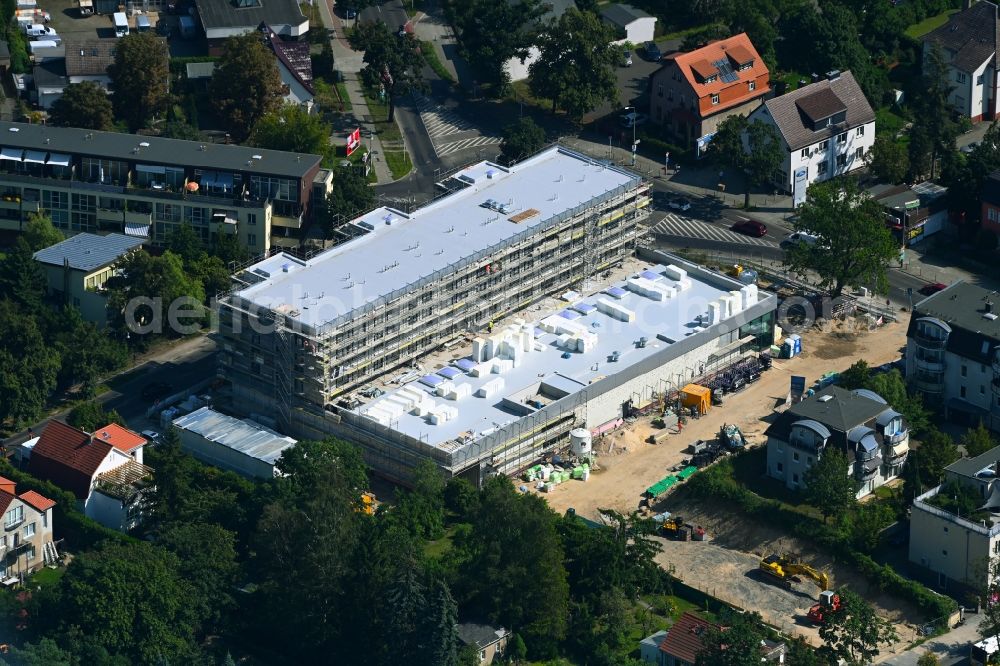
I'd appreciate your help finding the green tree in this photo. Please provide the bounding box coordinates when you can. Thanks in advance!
[455,476,569,656]
[0,639,73,666]
[838,359,871,391]
[22,212,63,252]
[48,81,114,131]
[48,305,126,394]
[0,239,46,310]
[166,223,205,264]
[162,120,202,141]
[916,652,940,666]
[803,447,858,521]
[319,169,376,237]
[783,178,897,298]
[349,21,426,122]
[499,117,546,164]
[785,636,825,666]
[507,633,528,664]
[944,121,1000,224]
[51,540,198,663]
[158,522,239,631]
[846,499,894,551]
[528,8,619,120]
[393,459,447,539]
[107,32,169,130]
[962,422,996,458]
[741,119,784,208]
[67,401,124,432]
[211,33,284,141]
[819,588,898,665]
[251,104,332,156]
[444,477,479,521]
[448,0,543,96]
[908,42,961,181]
[696,610,767,666]
[865,135,909,185]
[908,428,959,494]
[0,300,60,427]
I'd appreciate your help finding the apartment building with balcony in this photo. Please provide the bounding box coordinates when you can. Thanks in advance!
[909,444,1000,590]
[0,122,328,253]
[745,70,874,204]
[765,385,909,498]
[0,477,57,582]
[906,281,1000,431]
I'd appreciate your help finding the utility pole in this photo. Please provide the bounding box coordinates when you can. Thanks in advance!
[624,106,639,166]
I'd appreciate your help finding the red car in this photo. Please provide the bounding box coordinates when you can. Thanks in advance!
[918,282,948,296]
[731,220,767,237]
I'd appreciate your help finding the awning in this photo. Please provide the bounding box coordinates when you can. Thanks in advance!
[0,147,23,161]
[891,442,909,458]
[22,150,46,164]
[136,163,166,174]
[46,153,70,166]
[124,222,150,238]
[708,335,757,359]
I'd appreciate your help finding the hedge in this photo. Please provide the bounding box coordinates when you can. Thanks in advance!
[685,457,956,625]
[0,460,132,551]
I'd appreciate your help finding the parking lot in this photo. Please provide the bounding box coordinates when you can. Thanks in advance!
[38,0,198,56]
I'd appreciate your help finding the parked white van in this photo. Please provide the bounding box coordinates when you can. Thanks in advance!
[113,11,128,37]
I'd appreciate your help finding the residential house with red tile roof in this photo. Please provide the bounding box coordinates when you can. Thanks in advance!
[0,476,58,583]
[639,612,786,665]
[28,420,153,532]
[649,33,771,156]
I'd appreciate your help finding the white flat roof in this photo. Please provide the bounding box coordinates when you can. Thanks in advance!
[233,146,640,330]
[172,406,297,465]
[353,260,767,451]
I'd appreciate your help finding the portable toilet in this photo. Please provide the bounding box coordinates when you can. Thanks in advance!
[679,384,711,417]
[789,334,802,356]
[136,14,150,32]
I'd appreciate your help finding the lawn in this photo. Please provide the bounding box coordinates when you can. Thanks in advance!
[424,526,457,559]
[904,9,959,40]
[876,106,907,137]
[30,567,64,588]
[726,446,824,520]
[384,150,412,180]
[777,71,810,92]
[507,79,553,115]
[419,41,455,84]
[335,81,353,113]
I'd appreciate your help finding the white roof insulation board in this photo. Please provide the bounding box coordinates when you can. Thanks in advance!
[232,146,639,331]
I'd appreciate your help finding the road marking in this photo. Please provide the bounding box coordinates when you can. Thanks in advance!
[413,92,500,158]
[651,213,777,247]
[436,135,501,157]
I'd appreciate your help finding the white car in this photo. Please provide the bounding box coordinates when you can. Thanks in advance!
[140,429,161,444]
[622,50,632,67]
[780,231,819,248]
[668,197,692,211]
[620,111,648,128]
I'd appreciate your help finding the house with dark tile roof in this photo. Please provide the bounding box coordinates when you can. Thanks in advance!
[600,4,656,45]
[745,70,874,200]
[922,0,1000,122]
[765,385,909,498]
[63,38,116,88]
[260,23,314,109]
[639,612,786,665]
[28,420,153,532]
[456,622,510,665]
[0,476,58,582]
[649,33,771,156]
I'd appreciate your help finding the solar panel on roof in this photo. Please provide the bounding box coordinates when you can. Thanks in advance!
[713,59,738,83]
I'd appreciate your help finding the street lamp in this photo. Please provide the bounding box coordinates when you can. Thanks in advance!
[624,106,639,166]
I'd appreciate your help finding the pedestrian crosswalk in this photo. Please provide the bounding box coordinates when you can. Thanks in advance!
[413,93,501,158]
[651,213,777,247]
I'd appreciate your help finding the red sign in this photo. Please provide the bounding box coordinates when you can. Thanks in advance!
[346,128,361,156]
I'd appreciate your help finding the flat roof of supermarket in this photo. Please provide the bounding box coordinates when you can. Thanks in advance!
[353,260,769,450]
[232,146,640,330]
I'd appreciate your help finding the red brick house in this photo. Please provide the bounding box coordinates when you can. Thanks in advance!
[648,33,771,156]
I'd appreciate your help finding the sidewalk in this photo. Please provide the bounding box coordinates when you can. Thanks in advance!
[315,0,395,185]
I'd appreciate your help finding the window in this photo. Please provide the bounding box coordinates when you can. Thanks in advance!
[749,80,756,91]
[991,208,1000,222]
[23,523,34,539]
[4,506,22,528]
[247,213,257,226]
[711,94,720,105]
[776,462,783,472]
[818,161,829,175]
[818,140,828,151]
[961,386,967,398]
[856,126,865,136]
[25,546,35,562]
[792,473,799,483]
[942,549,948,556]
[247,233,257,246]
[801,148,809,158]
[982,385,987,395]
[657,84,663,98]
[41,512,46,529]
[944,526,949,532]
[957,72,967,83]
[837,132,847,144]
[855,147,864,160]
[962,365,967,377]
[793,451,800,462]
[837,153,847,167]
[807,456,813,465]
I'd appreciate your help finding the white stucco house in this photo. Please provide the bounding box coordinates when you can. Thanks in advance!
[600,4,656,46]
[503,0,575,82]
[745,70,875,204]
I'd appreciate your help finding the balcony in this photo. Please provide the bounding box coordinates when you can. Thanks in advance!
[913,356,945,372]
[911,377,944,394]
[3,517,23,531]
[855,456,882,480]
[886,441,909,462]
[272,213,303,229]
[123,210,152,225]
[912,330,947,349]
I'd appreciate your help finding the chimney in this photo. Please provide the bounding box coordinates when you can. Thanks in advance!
[826,70,841,81]
[987,299,994,314]
[811,72,820,83]
[0,477,16,496]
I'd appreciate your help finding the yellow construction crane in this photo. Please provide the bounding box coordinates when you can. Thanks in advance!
[758,554,829,591]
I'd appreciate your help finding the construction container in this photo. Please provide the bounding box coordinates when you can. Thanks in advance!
[677,466,697,481]
[680,384,711,416]
[569,428,593,457]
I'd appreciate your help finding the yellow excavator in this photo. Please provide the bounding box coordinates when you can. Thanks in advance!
[758,554,830,591]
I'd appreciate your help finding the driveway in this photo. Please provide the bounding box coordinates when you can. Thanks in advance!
[881,614,982,664]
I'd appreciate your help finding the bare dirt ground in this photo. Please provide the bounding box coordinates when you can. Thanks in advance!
[538,317,916,658]
[543,318,907,518]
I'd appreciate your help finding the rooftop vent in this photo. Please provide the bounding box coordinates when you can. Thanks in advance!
[252,154,262,160]
[826,69,841,81]
[986,313,998,321]
[7,128,18,133]
[818,394,834,402]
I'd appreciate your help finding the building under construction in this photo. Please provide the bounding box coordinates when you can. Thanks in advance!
[218,146,775,483]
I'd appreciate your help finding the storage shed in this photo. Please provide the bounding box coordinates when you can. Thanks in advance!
[679,384,711,416]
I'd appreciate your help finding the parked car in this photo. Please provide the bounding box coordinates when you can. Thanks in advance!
[779,231,819,248]
[622,49,632,67]
[619,111,648,128]
[141,382,173,402]
[140,429,161,444]
[961,141,980,154]
[644,41,662,61]
[667,197,692,211]
[731,220,768,237]
[918,282,948,296]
